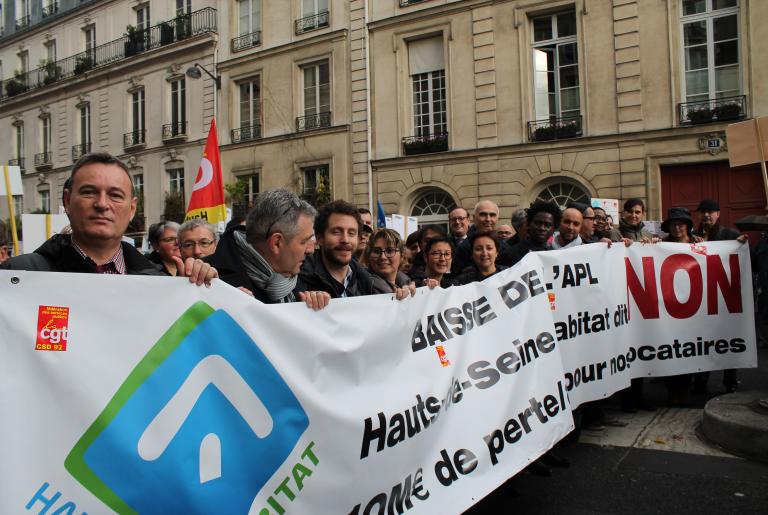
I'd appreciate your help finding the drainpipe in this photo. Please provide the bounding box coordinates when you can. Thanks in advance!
[364,0,374,215]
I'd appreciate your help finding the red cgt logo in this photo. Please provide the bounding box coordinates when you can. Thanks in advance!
[35,305,70,351]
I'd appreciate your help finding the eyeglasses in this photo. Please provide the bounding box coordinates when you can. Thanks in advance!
[583,216,595,220]
[593,216,607,222]
[181,239,215,250]
[449,216,468,223]
[264,204,295,237]
[370,247,400,258]
[429,251,452,259]
[159,237,178,244]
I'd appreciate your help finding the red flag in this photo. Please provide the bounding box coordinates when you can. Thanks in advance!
[186,119,226,224]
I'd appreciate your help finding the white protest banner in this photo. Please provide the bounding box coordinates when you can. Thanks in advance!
[0,242,755,515]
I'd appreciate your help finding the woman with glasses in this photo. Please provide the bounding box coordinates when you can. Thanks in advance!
[411,236,456,288]
[456,232,507,285]
[147,221,181,276]
[365,228,412,293]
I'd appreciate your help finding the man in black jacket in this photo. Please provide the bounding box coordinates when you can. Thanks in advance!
[205,188,328,308]
[296,200,380,298]
[2,152,215,284]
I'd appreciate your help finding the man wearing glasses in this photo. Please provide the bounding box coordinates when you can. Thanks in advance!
[448,207,470,248]
[178,219,218,260]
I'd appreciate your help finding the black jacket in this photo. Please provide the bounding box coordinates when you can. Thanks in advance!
[295,250,380,298]
[204,225,275,304]
[693,223,740,242]
[455,264,508,285]
[505,239,552,268]
[0,234,162,275]
[369,270,412,294]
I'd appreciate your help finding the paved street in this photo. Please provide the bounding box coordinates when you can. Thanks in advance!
[466,346,768,514]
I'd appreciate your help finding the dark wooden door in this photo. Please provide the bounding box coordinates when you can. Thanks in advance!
[661,161,765,235]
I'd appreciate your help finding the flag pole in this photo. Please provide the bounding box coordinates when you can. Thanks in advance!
[2,165,20,256]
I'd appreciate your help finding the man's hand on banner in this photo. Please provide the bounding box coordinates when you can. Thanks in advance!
[298,290,331,310]
[172,256,219,287]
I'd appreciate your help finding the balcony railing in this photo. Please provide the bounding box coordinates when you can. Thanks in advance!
[15,15,31,30]
[295,11,329,34]
[123,130,146,149]
[0,8,217,102]
[678,95,746,125]
[8,158,25,170]
[296,112,332,132]
[42,2,59,18]
[232,31,261,52]
[527,115,583,142]
[402,132,449,155]
[162,122,188,141]
[232,124,262,143]
[34,152,53,169]
[72,143,92,162]
[400,0,428,6]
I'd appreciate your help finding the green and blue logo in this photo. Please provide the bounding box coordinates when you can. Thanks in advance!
[64,302,309,514]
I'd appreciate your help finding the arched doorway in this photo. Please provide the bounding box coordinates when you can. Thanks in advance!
[410,188,457,231]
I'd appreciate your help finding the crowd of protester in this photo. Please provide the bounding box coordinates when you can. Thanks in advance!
[0,152,764,478]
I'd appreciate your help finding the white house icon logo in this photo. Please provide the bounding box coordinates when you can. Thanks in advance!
[65,304,310,515]
[137,355,274,484]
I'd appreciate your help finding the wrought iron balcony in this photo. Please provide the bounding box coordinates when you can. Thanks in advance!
[34,152,53,169]
[71,143,92,162]
[231,31,261,52]
[402,132,449,155]
[400,0,428,6]
[231,124,262,143]
[295,11,329,34]
[123,130,146,149]
[678,95,746,126]
[15,15,31,30]
[296,112,332,132]
[527,115,582,142]
[8,158,25,170]
[162,122,188,142]
[0,8,217,102]
[42,2,59,18]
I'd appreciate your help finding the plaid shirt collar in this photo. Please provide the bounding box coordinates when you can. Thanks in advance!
[71,238,127,275]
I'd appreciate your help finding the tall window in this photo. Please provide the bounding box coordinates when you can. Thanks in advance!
[18,50,28,76]
[15,124,24,159]
[133,173,144,214]
[80,104,91,145]
[132,89,145,136]
[237,173,260,209]
[171,78,186,132]
[168,168,185,197]
[302,165,330,204]
[175,0,191,16]
[84,25,96,52]
[45,40,56,62]
[239,0,261,36]
[41,117,51,154]
[302,61,330,117]
[239,78,261,128]
[136,4,151,31]
[302,0,328,16]
[40,190,50,213]
[532,11,579,121]
[408,37,447,137]
[681,0,740,102]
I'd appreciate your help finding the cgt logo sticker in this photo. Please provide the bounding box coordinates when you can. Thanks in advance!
[64,302,309,514]
[35,305,69,351]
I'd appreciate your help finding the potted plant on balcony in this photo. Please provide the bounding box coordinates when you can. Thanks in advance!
[714,102,742,121]
[40,58,61,85]
[160,21,175,45]
[174,13,192,40]
[533,125,556,141]
[124,25,144,57]
[687,106,714,124]
[555,120,580,139]
[5,70,28,97]
[74,54,93,75]
[403,137,427,155]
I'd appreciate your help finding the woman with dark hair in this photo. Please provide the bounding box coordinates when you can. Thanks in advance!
[661,207,696,406]
[617,198,658,243]
[366,228,412,293]
[147,221,181,276]
[410,236,456,288]
[456,232,507,284]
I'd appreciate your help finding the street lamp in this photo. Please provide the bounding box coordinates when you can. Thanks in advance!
[185,63,220,89]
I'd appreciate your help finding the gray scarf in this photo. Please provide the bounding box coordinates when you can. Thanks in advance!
[233,230,297,303]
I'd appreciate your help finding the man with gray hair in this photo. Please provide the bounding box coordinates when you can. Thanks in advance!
[205,188,329,309]
[178,219,219,260]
